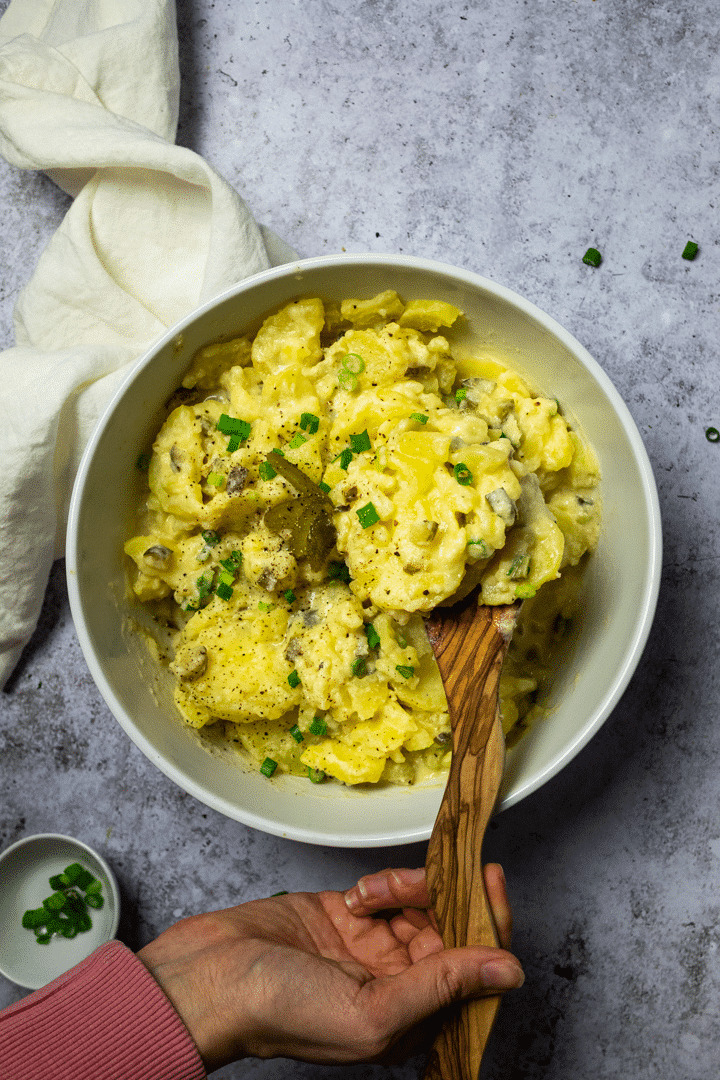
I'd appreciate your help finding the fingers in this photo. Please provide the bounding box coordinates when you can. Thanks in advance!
[362,943,524,1050]
[483,863,513,950]
[344,867,429,915]
[344,864,513,954]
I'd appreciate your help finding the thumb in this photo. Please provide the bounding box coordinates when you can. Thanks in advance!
[364,946,524,1035]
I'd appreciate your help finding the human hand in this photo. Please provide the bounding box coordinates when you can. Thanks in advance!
[137,864,523,1072]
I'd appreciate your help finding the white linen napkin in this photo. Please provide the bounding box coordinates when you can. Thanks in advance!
[0,0,297,687]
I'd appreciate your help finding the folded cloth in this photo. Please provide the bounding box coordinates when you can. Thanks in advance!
[0,0,297,688]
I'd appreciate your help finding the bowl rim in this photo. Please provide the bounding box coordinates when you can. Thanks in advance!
[66,252,662,844]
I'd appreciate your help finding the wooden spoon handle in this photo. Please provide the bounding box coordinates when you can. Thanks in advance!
[423,713,504,1080]
[423,601,515,1080]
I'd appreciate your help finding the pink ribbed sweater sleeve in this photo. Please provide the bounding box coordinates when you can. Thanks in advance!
[0,940,206,1080]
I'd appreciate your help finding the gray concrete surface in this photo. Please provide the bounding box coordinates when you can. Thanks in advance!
[1,1,719,1077]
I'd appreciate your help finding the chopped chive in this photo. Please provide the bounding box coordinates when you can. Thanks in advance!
[308,767,326,784]
[63,863,86,886]
[60,922,78,938]
[582,247,602,267]
[218,570,235,588]
[288,432,307,449]
[453,462,473,486]
[705,426,719,442]
[259,461,277,480]
[48,874,68,891]
[77,913,92,933]
[350,430,371,453]
[289,724,304,743]
[217,415,251,439]
[43,892,66,912]
[216,581,233,600]
[227,435,241,452]
[339,448,353,470]
[468,538,489,557]
[207,472,225,487]
[258,601,274,612]
[327,561,351,582]
[283,589,296,604]
[342,353,365,374]
[356,502,380,529]
[197,572,214,599]
[201,530,221,546]
[455,388,467,403]
[309,716,327,736]
[22,908,47,930]
[85,879,102,896]
[318,480,331,493]
[365,623,381,649]
[288,669,301,688]
[395,664,415,679]
[300,412,320,433]
[507,554,530,579]
[220,551,242,573]
[410,412,429,424]
[351,657,368,677]
[260,757,278,777]
[682,240,699,260]
[271,448,285,457]
[85,893,104,910]
[35,931,52,944]
[338,369,359,391]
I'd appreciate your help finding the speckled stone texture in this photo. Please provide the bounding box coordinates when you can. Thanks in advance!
[1,1,719,1077]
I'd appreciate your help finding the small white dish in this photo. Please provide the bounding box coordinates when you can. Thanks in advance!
[0,834,120,990]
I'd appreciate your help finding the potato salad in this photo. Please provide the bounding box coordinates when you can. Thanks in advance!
[124,291,601,786]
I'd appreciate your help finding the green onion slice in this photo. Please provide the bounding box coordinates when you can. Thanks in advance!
[706,426,719,442]
[455,388,467,403]
[283,589,296,604]
[201,530,221,546]
[217,415,251,439]
[309,716,327,736]
[207,472,225,487]
[365,623,381,649]
[349,430,371,453]
[356,502,380,529]
[338,369,359,391]
[351,657,367,677]
[342,352,365,374]
[410,412,429,424]
[289,724,304,743]
[453,462,473,485]
[259,461,277,480]
[216,582,233,600]
[682,240,699,260]
[300,412,320,433]
[308,767,326,784]
[260,757,278,777]
[339,448,353,470]
[582,247,602,267]
[288,669,301,688]
[288,432,307,449]
[395,664,415,679]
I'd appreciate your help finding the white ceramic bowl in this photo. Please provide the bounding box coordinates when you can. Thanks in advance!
[66,254,661,847]
[0,834,120,989]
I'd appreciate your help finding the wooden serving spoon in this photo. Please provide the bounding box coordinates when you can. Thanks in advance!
[422,593,520,1080]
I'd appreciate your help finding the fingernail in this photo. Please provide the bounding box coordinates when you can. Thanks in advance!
[480,959,525,990]
[391,868,426,887]
[344,885,363,912]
